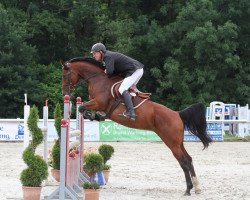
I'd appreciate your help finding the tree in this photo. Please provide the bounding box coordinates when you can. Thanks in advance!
[0,0,249,118]
[28,10,70,64]
[0,5,43,118]
[150,0,247,109]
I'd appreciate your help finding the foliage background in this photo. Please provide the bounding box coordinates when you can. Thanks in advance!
[0,0,249,118]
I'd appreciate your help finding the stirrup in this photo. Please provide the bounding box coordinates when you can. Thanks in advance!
[121,111,136,121]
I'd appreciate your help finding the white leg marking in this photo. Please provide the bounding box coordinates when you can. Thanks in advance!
[192,176,201,194]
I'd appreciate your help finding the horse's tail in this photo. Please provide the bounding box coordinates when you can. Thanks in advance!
[179,103,212,149]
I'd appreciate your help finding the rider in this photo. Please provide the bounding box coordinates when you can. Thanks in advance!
[90,42,144,120]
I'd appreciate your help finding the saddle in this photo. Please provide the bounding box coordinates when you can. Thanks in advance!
[111,81,151,105]
[104,81,150,119]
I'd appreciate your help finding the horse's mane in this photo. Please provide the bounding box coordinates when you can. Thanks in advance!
[69,57,105,70]
[68,57,124,80]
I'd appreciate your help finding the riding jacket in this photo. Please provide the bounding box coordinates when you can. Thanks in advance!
[103,50,144,77]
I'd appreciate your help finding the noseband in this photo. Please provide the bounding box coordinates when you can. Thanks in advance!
[62,69,78,94]
[62,67,99,94]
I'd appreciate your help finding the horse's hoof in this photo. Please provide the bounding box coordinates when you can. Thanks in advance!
[95,111,106,121]
[195,188,201,194]
[78,106,85,113]
[184,191,191,196]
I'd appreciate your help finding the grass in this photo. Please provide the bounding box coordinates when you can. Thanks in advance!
[223,131,250,142]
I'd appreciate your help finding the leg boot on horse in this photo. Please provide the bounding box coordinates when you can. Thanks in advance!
[122,90,136,120]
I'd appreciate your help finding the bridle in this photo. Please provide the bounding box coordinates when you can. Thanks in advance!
[62,64,100,94]
[62,69,79,94]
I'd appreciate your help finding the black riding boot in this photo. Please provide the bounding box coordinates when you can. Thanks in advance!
[122,90,136,120]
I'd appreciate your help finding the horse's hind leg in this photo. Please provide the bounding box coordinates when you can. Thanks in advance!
[181,144,201,194]
[171,146,193,196]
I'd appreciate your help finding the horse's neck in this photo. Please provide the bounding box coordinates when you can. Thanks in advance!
[88,76,111,94]
[74,61,101,78]
[78,68,102,79]
[87,75,122,111]
[88,74,122,89]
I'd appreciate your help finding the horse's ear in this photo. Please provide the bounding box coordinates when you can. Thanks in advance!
[60,60,69,70]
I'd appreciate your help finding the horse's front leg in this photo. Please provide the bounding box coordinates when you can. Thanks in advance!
[78,99,106,121]
[78,99,99,113]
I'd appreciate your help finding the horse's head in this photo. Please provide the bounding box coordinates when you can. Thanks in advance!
[61,57,106,96]
[61,60,81,96]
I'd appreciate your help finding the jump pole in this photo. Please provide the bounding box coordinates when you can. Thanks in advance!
[76,97,89,183]
[42,99,49,164]
[23,93,30,149]
[45,95,89,200]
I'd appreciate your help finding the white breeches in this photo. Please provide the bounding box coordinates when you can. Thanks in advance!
[118,68,144,95]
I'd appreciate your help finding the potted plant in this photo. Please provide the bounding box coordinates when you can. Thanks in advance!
[98,144,114,183]
[83,153,104,200]
[50,103,62,182]
[83,182,100,200]
[20,105,48,200]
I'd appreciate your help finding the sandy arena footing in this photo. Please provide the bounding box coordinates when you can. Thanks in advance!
[0,141,250,200]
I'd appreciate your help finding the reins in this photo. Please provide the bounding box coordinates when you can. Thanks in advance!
[62,66,103,94]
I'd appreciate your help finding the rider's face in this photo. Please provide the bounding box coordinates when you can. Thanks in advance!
[92,51,102,61]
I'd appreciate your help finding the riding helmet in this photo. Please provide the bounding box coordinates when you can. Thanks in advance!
[91,43,106,53]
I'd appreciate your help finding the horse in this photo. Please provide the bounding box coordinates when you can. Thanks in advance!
[61,57,212,196]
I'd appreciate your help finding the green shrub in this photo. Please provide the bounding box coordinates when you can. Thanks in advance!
[50,103,62,169]
[84,153,104,175]
[54,103,62,139]
[51,139,60,169]
[20,106,48,186]
[103,164,111,170]
[83,182,100,189]
[98,144,114,164]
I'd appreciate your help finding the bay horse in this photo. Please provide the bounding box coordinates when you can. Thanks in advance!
[61,57,212,196]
